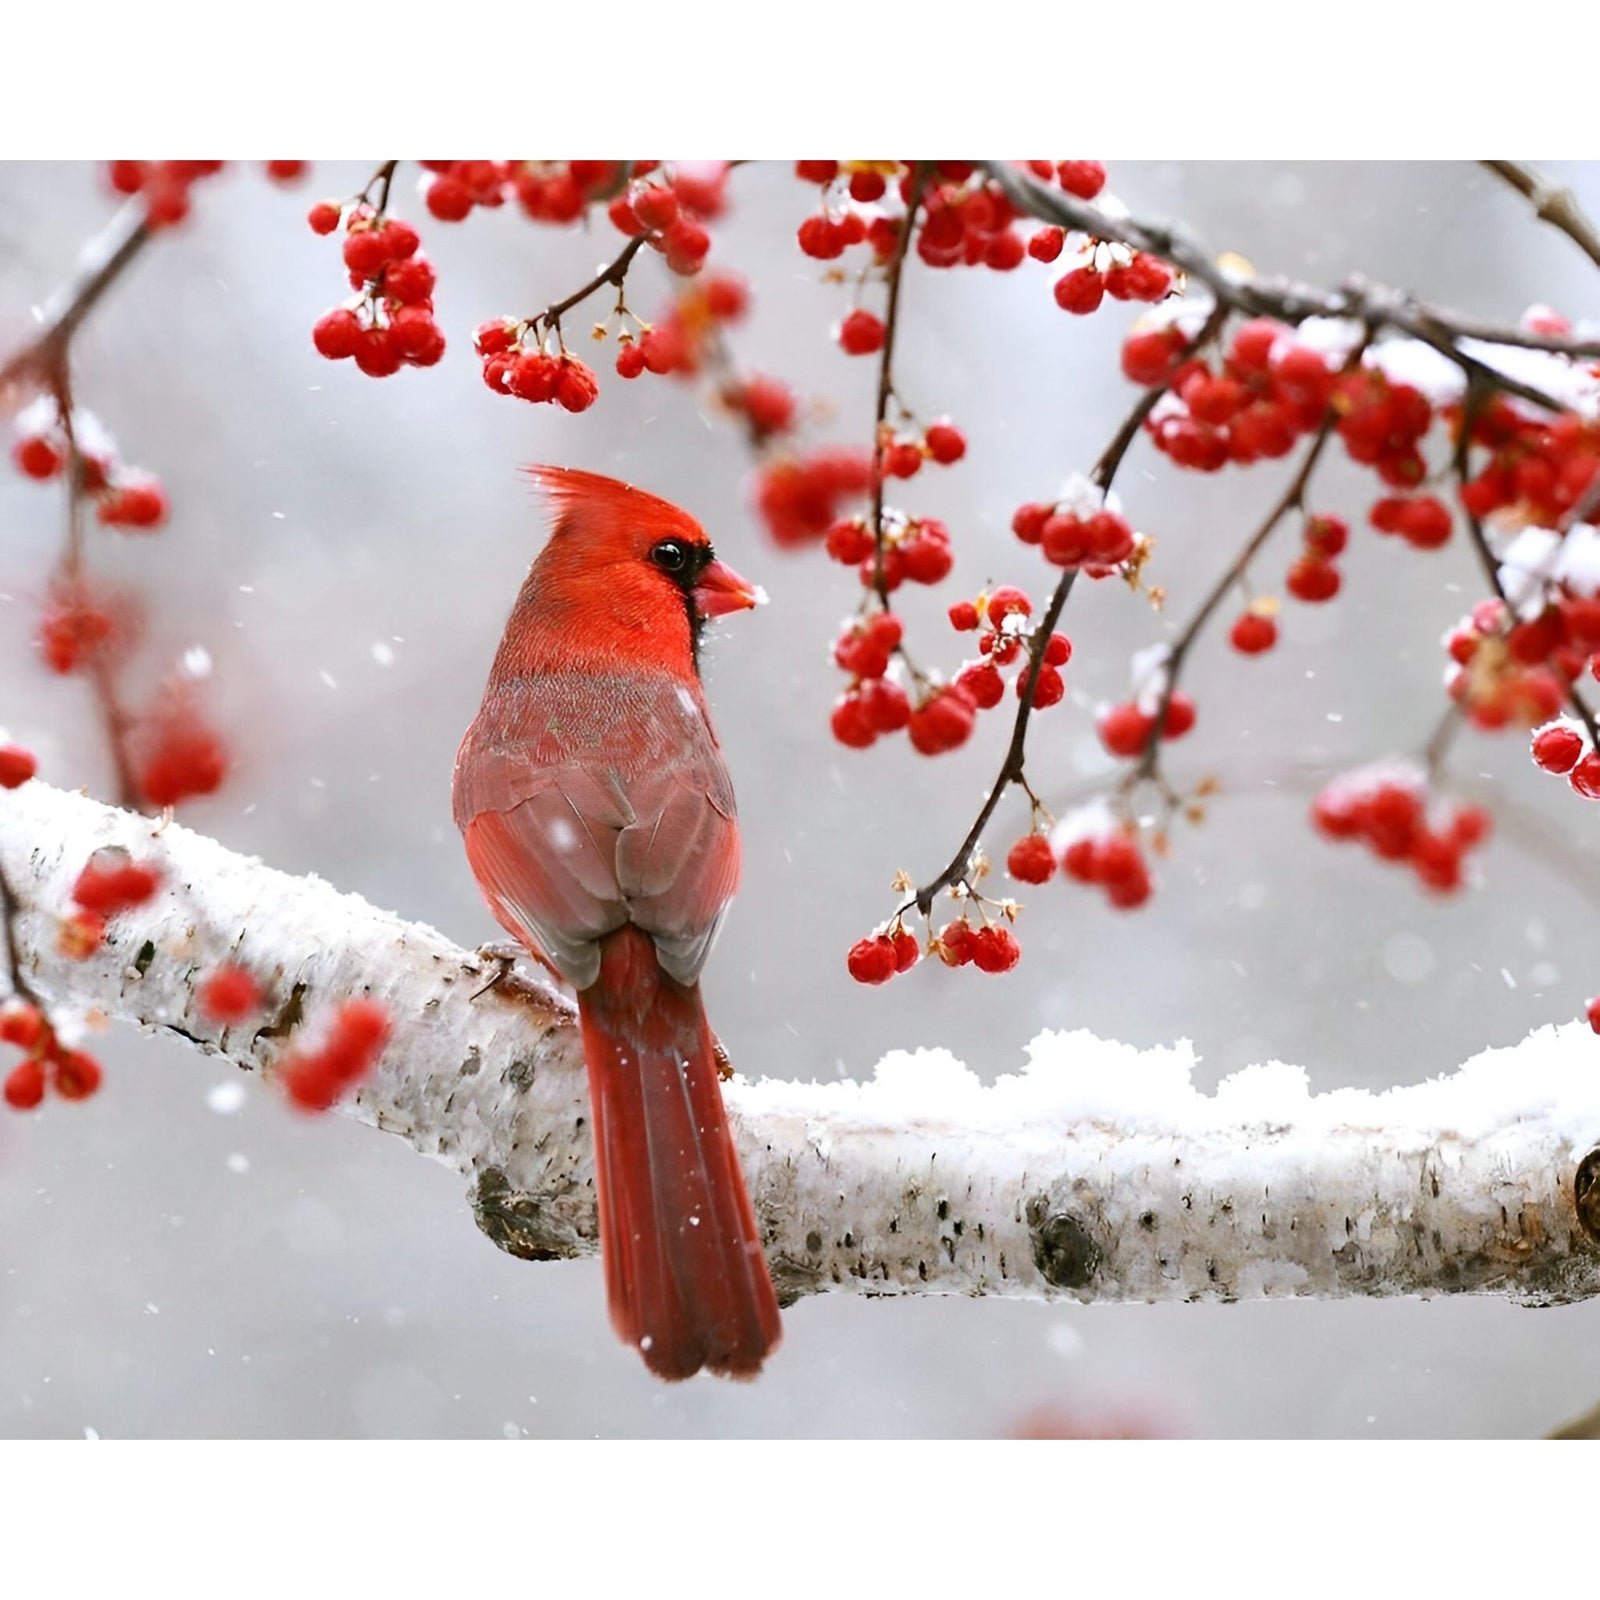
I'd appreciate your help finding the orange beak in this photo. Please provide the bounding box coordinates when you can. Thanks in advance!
[693,558,762,618]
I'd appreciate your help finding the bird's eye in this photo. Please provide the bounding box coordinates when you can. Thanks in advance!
[651,539,690,573]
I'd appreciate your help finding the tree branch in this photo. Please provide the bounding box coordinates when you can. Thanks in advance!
[4,779,1600,1308]
[1483,159,1600,275]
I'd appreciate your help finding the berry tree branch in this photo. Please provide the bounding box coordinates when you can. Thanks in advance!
[0,198,151,396]
[869,162,929,604]
[1127,401,1344,792]
[4,778,1600,1307]
[1483,159,1600,275]
[984,163,1600,416]
[537,232,649,338]
[903,302,1228,919]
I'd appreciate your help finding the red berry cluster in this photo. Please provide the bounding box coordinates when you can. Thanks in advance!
[845,923,921,984]
[1285,513,1347,604]
[1059,828,1155,910]
[931,918,1022,972]
[1051,247,1174,318]
[12,399,168,531]
[1460,372,1600,525]
[1370,492,1453,549]
[475,322,599,413]
[1011,478,1138,576]
[606,164,727,277]
[417,161,632,227]
[2,999,102,1110]
[948,586,1072,710]
[1530,719,1600,800]
[1097,692,1196,760]
[1143,315,1341,468]
[106,160,224,229]
[755,447,874,549]
[1444,599,1568,732]
[795,161,1106,279]
[829,512,953,592]
[311,206,444,378]
[1311,766,1491,893]
[830,614,911,748]
[197,964,264,1027]
[279,998,392,1112]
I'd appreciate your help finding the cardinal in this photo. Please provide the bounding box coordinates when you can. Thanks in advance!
[453,466,782,1380]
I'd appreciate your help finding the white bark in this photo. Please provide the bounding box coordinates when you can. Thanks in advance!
[5,780,1600,1307]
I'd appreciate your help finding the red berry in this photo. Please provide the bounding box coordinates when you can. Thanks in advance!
[1304,514,1348,557]
[615,343,647,380]
[1027,664,1065,708]
[71,855,161,916]
[1054,267,1104,316]
[908,686,977,755]
[13,436,63,479]
[1098,701,1154,759]
[948,599,980,631]
[1011,502,1051,545]
[1230,611,1278,655]
[860,678,911,734]
[266,161,308,184]
[1044,633,1072,666]
[382,256,435,306]
[891,927,920,972]
[1570,754,1600,801]
[4,1058,46,1111]
[426,176,473,222]
[57,910,105,961]
[1121,327,1185,386]
[838,308,886,356]
[1395,496,1453,550]
[312,307,361,360]
[341,227,388,280]
[353,326,402,378]
[0,999,44,1050]
[796,161,839,185]
[0,744,37,788]
[632,184,680,232]
[662,217,711,276]
[1532,722,1585,775]
[847,935,898,985]
[197,964,262,1026]
[554,358,600,413]
[1286,556,1341,603]
[1056,161,1107,200]
[925,423,966,464]
[1007,835,1056,884]
[1588,996,1600,1035]
[955,661,1005,710]
[935,921,975,966]
[52,1047,103,1101]
[971,925,1021,974]
[1162,692,1197,739]
[830,692,877,749]
[1028,227,1065,263]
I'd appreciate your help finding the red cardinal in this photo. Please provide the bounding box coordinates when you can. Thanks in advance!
[453,466,782,1380]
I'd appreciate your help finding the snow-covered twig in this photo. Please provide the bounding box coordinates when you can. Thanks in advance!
[4,780,1600,1307]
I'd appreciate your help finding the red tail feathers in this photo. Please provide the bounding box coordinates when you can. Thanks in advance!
[576,927,782,1381]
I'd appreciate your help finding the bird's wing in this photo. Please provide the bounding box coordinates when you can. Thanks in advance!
[455,673,739,990]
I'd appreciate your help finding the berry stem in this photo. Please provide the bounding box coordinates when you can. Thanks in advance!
[536,232,650,337]
[869,162,930,607]
[359,160,400,217]
[50,367,141,810]
[1482,159,1600,275]
[1423,703,1464,780]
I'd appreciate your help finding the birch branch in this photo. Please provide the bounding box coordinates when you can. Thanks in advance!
[4,780,1600,1309]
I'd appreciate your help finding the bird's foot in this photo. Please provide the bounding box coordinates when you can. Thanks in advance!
[712,1035,734,1082]
[468,941,567,1004]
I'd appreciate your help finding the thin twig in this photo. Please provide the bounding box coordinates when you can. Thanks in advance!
[0,859,44,1011]
[0,200,151,396]
[1483,160,1600,274]
[902,306,1227,920]
[536,233,649,334]
[869,162,930,605]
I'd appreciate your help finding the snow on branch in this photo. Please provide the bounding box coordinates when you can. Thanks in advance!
[5,779,1600,1308]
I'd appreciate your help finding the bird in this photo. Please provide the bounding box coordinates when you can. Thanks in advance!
[452,466,782,1380]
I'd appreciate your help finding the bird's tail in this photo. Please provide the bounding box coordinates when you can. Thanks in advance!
[576,926,782,1381]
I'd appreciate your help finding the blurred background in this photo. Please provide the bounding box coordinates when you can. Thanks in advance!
[1,160,1598,1438]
